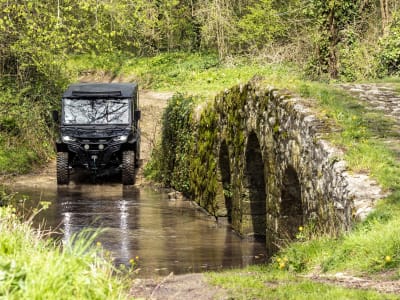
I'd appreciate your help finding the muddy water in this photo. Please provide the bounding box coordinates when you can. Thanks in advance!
[10,183,267,277]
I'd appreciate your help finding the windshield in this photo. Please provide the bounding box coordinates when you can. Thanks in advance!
[63,98,130,125]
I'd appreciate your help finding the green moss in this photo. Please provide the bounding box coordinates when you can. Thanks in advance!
[144,93,196,194]
[189,104,219,212]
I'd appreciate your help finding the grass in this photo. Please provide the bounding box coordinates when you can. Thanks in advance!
[274,194,400,274]
[0,203,130,299]
[296,82,400,190]
[67,52,300,97]
[208,266,398,299]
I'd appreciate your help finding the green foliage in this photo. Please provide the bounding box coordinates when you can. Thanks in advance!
[0,206,129,299]
[1,0,399,89]
[304,0,362,79]
[337,29,380,81]
[0,148,38,175]
[69,52,300,96]
[0,83,56,174]
[379,11,400,76]
[236,0,286,51]
[145,93,196,194]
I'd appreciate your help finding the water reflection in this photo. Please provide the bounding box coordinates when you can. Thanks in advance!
[11,184,267,277]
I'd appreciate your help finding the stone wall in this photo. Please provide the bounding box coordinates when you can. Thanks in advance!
[189,80,384,252]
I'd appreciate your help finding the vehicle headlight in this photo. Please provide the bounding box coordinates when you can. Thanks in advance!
[113,135,128,142]
[62,136,76,142]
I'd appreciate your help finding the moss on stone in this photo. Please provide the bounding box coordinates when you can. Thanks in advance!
[152,79,356,253]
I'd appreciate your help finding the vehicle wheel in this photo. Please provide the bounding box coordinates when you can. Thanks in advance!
[135,142,141,168]
[122,151,135,185]
[57,152,70,185]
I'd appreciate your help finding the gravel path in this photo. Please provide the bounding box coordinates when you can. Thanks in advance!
[338,83,400,135]
[338,83,400,160]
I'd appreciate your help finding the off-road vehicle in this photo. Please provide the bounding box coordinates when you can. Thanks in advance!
[54,83,141,185]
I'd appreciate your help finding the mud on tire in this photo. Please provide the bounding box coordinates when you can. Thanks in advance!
[57,152,70,185]
[122,150,136,185]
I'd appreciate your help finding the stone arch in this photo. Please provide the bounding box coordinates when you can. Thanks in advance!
[219,140,232,222]
[244,131,267,238]
[280,165,303,239]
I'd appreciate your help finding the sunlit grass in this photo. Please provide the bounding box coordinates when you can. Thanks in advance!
[67,52,300,97]
[0,205,129,299]
[208,266,397,300]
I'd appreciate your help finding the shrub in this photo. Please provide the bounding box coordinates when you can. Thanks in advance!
[379,11,400,76]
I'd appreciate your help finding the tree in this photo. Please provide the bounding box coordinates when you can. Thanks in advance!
[195,0,236,59]
[236,0,285,52]
[305,0,361,79]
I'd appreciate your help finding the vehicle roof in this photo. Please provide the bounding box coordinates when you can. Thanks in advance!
[63,83,138,98]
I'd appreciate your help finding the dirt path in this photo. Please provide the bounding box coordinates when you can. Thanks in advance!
[130,273,228,300]
[338,83,400,124]
[306,271,400,295]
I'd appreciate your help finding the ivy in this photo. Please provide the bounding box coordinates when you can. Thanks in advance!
[145,94,196,194]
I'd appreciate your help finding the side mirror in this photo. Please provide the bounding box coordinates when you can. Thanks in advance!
[134,110,141,121]
[52,110,59,123]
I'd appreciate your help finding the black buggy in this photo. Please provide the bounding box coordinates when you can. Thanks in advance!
[54,83,141,185]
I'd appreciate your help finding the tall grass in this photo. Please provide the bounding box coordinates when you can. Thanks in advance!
[0,205,129,299]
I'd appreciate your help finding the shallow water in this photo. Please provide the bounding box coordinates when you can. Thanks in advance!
[11,183,267,277]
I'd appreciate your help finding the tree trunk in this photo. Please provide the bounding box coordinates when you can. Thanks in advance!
[328,4,339,79]
[380,0,391,34]
[214,0,227,60]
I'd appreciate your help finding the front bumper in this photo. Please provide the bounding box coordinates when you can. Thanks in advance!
[68,143,121,170]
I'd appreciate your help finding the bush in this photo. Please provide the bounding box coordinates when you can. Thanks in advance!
[145,93,196,194]
[379,11,400,76]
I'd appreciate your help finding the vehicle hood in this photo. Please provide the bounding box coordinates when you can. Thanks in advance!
[61,126,130,139]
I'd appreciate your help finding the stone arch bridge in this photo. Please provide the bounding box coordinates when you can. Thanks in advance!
[189,81,383,252]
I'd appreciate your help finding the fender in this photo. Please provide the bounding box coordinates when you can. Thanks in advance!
[55,141,69,152]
